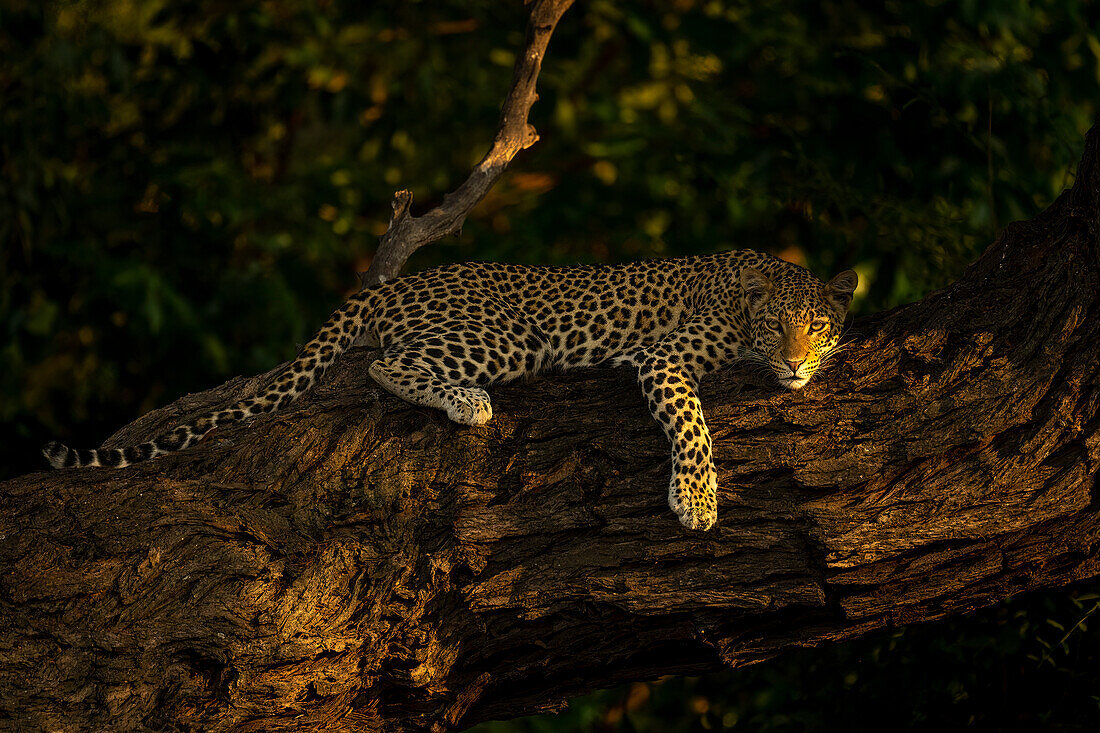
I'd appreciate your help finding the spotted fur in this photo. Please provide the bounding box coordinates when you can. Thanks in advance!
[43,250,856,530]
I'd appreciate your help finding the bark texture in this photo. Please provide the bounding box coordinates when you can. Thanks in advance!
[3,125,1100,731]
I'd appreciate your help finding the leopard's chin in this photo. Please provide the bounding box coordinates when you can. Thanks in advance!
[778,375,809,390]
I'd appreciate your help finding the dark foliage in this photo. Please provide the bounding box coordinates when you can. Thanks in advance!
[2,0,1098,729]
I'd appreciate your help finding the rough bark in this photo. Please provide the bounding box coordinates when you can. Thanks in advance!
[3,124,1100,730]
[359,0,574,288]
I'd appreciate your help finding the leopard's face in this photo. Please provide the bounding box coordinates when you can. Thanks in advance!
[741,266,857,390]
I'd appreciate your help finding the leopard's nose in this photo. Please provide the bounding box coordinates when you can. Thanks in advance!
[785,359,804,373]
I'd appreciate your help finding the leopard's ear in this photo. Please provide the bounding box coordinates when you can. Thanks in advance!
[741,267,773,314]
[824,269,858,312]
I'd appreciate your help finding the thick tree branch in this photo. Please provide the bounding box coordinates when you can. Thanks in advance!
[3,127,1100,731]
[359,0,574,288]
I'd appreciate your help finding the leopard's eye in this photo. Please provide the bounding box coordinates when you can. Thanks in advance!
[809,320,828,334]
[765,317,780,332]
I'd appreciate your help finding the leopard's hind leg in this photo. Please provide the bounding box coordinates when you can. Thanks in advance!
[369,314,551,425]
[369,355,494,425]
[369,334,506,424]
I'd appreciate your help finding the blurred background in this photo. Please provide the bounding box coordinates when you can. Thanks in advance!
[2,0,1099,729]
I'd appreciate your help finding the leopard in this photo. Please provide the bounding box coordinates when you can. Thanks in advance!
[43,249,857,531]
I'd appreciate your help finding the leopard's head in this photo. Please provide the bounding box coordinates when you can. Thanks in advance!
[741,265,857,390]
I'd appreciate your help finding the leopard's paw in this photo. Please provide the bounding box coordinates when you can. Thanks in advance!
[443,386,493,426]
[667,460,718,531]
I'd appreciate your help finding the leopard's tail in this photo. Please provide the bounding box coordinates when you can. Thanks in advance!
[42,289,376,469]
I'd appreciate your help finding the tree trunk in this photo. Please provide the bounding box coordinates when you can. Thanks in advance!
[3,123,1100,732]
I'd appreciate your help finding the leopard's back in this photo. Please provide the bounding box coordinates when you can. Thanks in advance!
[365,251,764,375]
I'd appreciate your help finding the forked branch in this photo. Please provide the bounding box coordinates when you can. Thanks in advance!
[359,0,575,287]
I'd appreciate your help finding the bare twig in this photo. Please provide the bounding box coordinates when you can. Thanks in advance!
[359,0,574,288]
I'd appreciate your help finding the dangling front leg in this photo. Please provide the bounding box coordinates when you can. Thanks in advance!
[635,352,718,531]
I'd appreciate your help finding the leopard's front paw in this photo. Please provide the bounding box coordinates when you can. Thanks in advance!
[667,460,718,531]
[443,386,494,426]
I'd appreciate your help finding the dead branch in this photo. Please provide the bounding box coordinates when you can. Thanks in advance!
[358,0,574,288]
